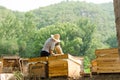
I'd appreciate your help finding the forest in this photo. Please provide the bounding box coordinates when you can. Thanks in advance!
[0,1,117,71]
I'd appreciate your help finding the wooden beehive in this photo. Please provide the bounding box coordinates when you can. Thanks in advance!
[91,48,120,73]
[29,62,48,78]
[28,57,48,78]
[48,54,84,78]
[2,56,20,73]
[28,54,84,78]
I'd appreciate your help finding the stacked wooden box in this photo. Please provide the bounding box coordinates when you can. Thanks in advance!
[2,56,20,73]
[91,48,120,73]
[48,54,84,78]
[28,54,84,79]
[28,57,48,78]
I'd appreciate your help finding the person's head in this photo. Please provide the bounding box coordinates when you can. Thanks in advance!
[51,34,61,42]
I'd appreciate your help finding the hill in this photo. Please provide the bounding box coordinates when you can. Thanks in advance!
[31,1,116,42]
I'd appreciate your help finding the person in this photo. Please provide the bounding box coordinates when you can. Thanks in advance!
[40,34,64,57]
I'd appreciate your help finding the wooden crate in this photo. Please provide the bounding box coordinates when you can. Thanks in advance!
[29,62,48,78]
[91,48,120,73]
[48,54,84,78]
[2,56,20,73]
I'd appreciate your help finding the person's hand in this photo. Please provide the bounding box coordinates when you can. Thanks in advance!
[51,53,56,56]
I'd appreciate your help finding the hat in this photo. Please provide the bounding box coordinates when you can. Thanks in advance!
[51,34,60,42]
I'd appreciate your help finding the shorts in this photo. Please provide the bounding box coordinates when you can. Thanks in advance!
[40,51,50,57]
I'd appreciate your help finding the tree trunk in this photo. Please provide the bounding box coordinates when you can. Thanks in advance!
[113,0,120,56]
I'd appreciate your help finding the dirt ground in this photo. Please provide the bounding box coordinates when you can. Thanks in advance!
[50,73,120,80]
[80,73,120,80]
[25,73,120,80]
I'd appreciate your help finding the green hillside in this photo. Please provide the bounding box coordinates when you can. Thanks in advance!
[31,1,116,42]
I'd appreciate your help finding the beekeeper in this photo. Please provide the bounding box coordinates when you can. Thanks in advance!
[40,34,64,57]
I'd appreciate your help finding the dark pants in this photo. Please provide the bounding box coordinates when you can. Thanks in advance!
[40,51,50,57]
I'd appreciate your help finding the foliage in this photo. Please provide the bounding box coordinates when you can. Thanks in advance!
[13,71,23,80]
[106,34,118,48]
[0,1,117,68]
[34,22,83,56]
[84,56,91,72]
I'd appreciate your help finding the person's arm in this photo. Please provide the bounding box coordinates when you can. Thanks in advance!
[49,49,56,56]
[55,45,64,54]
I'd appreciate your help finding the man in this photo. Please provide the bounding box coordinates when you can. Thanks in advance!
[40,34,63,57]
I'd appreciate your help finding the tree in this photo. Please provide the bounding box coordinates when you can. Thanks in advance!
[18,12,36,57]
[113,0,120,55]
[0,14,22,55]
[33,22,83,56]
[106,34,118,48]
[77,18,96,57]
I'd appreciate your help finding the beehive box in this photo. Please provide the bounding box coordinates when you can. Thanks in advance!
[28,57,48,78]
[91,48,120,73]
[2,56,20,73]
[29,62,48,78]
[48,54,84,78]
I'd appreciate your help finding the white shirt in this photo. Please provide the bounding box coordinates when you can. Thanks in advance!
[42,38,57,53]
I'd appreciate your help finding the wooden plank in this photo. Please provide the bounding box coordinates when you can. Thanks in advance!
[28,57,48,62]
[97,67,120,73]
[95,48,118,56]
[97,69,120,73]
[97,60,120,64]
[96,57,119,62]
[97,63,120,67]
[29,54,70,63]
[2,56,20,59]
[49,70,68,77]
[97,54,119,58]
[97,66,120,70]
[48,54,70,60]
[95,48,118,54]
